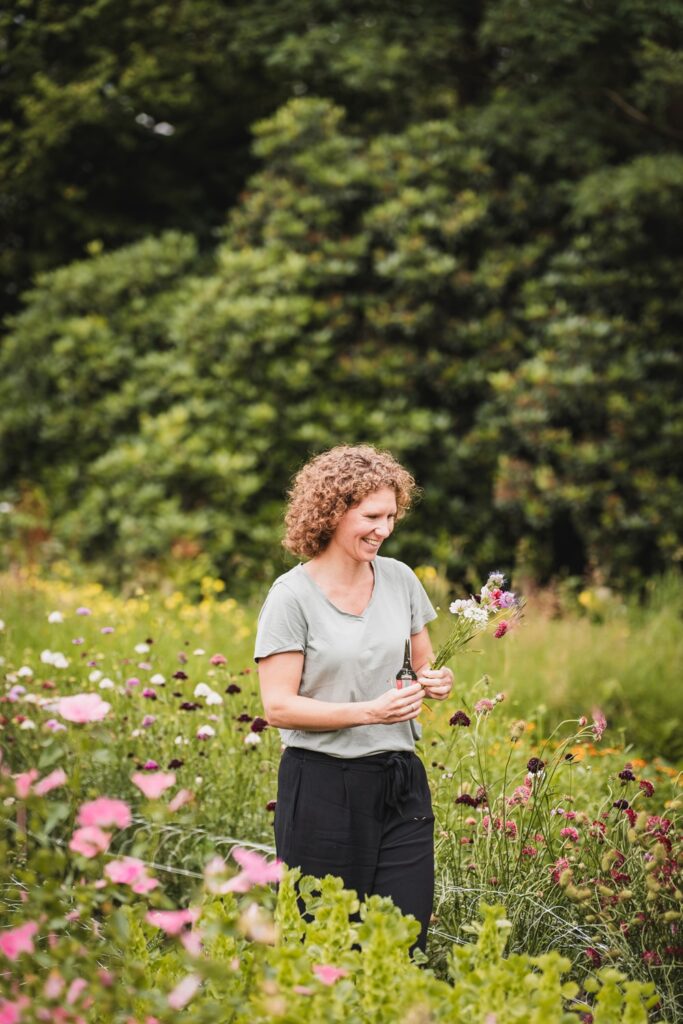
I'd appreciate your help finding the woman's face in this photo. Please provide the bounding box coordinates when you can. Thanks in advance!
[328,487,397,563]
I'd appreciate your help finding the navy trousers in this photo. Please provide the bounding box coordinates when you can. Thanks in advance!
[274,745,435,954]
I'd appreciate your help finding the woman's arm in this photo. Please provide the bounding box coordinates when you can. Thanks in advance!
[257,651,425,730]
[411,626,454,701]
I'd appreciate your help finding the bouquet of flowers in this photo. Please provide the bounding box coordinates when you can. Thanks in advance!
[431,571,523,670]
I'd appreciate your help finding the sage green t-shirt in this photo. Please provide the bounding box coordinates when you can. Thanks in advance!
[254,556,437,758]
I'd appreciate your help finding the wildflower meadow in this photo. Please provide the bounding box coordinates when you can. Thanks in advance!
[1,567,681,1023]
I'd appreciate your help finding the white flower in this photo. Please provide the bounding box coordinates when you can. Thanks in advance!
[130,729,141,738]
[150,673,165,686]
[0,620,5,631]
[196,725,216,740]
[449,599,469,614]
[193,648,205,656]
[194,682,211,698]
[134,642,150,654]
[47,611,64,624]
[20,719,36,730]
[0,656,5,666]
[89,669,102,683]
[98,678,115,690]
[17,666,34,678]
[205,691,223,706]
[195,776,203,786]
[244,733,261,746]
[40,650,70,669]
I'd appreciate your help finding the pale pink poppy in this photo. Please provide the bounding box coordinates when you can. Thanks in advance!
[0,998,25,1024]
[232,847,284,886]
[34,769,68,796]
[69,826,111,858]
[56,693,111,723]
[104,857,147,885]
[145,909,199,935]
[313,964,348,985]
[132,874,159,894]
[77,797,131,829]
[13,770,39,798]
[131,771,176,800]
[0,921,38,960]
[180,929,203,956]
[168,788,193,812]
[168,973,200,1010]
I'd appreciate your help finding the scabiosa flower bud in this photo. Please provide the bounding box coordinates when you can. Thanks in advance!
[449,710,471,727]
[527,757,545,775]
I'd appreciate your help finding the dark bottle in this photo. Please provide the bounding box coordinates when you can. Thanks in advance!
[395,639,417,690]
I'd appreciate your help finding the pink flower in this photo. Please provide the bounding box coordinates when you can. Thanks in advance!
[591,708,607,742]
[66,978,87,1005]
[77,797,132,829]
[0,921,38,960]
[104,856,158,893]
[76,608,91,616]
[126,677,141,688]
[168,974,200,1010]
[639,780,655,797]
[180,929,203,956]
[550,857,571,884]
[44,971,64,999]
[209,654,227,666]
[142,688,157,700]
[131,771,176,799]
[56,693,111,723]
[313,964,348,985]
[474,698,495,714]
[142,760,159,770]
[0,999,25,1024]
[232,847,284,887]
[560,827,580,842]
[69,826,111,858]
[141,715,156,728]
[145,909,199,935]
[44,719,66,732]
[504,820,518,839]
[100,626,114,634]
[168,789,194,812]
[494,620,509,639]
[522,845,538,857]
[34,768,67,796]
[13,770,39,798]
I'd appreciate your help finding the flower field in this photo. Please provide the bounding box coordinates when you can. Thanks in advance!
[1,569,681,1023]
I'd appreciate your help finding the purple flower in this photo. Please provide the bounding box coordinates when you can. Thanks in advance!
[76,607,92,616]
[142,688,157,700]
[72,637,85,645]
[527,757,545,775]
[179,701,200,711]
[619,767,636,783]
[142,760,159,770]
[141,715,156,728]
[126,677,141,688]
[449,710,471,727]
[168,759,184,769]
[498,591,516,608]
[613,799,630,810]
[101,626,114,635]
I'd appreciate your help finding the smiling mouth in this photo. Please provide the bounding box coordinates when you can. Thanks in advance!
[362,538,381,548]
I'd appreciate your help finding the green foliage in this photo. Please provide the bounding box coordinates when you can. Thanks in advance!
[1,1,683,590]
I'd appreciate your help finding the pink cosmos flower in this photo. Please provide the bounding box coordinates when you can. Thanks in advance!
[560,827,580,842]
[474,698,495,714]
[0,921,38,960]
[66,978,87,1005]
[104,856,158,893]
[131,771,176,799]
[313,964,348,985]
[56,693,111,723]
[209,654,227,666]
[591,708,607,742]
[168,973,201,1010]
[77,797,132,829]
[34,768,67,796]
[145,909,199,935]
[13,770,39,799]
[69,826,111,858]
[168,789,194,812]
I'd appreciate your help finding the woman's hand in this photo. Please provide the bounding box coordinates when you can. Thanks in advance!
[367,682,425,724]
[417,666,453,701]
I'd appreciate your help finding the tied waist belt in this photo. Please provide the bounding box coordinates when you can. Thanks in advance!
[285,746,416,815]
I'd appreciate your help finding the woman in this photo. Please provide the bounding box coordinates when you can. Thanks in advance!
[254,445,453,955]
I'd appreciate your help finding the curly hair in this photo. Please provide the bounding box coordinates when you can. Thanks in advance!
[283,444,418,559]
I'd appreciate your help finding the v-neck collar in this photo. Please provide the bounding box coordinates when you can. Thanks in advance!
[299,560,378,619]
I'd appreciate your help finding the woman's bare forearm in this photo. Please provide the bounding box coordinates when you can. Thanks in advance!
[264,694,374,731]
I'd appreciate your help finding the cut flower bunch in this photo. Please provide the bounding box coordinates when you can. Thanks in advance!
[432,571,523,671]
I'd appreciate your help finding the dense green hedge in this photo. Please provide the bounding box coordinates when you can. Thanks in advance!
[1,2,682,592]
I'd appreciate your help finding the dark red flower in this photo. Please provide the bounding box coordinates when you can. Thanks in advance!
[167,759,184,769]
[225,684,242,695]
[642,950,662,966]
[266,800,277,812]
[619,767,636,783]
[494,620,509,639]
[639,780,655,797]
[179,701,201,711]
[173,671,188,680]
[251,717,268,733]
[527,757,545,774]
[455,794,478,807]
[612,799,629,810]
[584,948,602,968]
[449,710,471,727]
[237,713,253,723]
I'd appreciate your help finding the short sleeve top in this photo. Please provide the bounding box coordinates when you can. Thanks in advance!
[254,556,437,757]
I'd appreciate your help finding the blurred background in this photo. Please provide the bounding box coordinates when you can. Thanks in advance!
[1,0,682,597]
